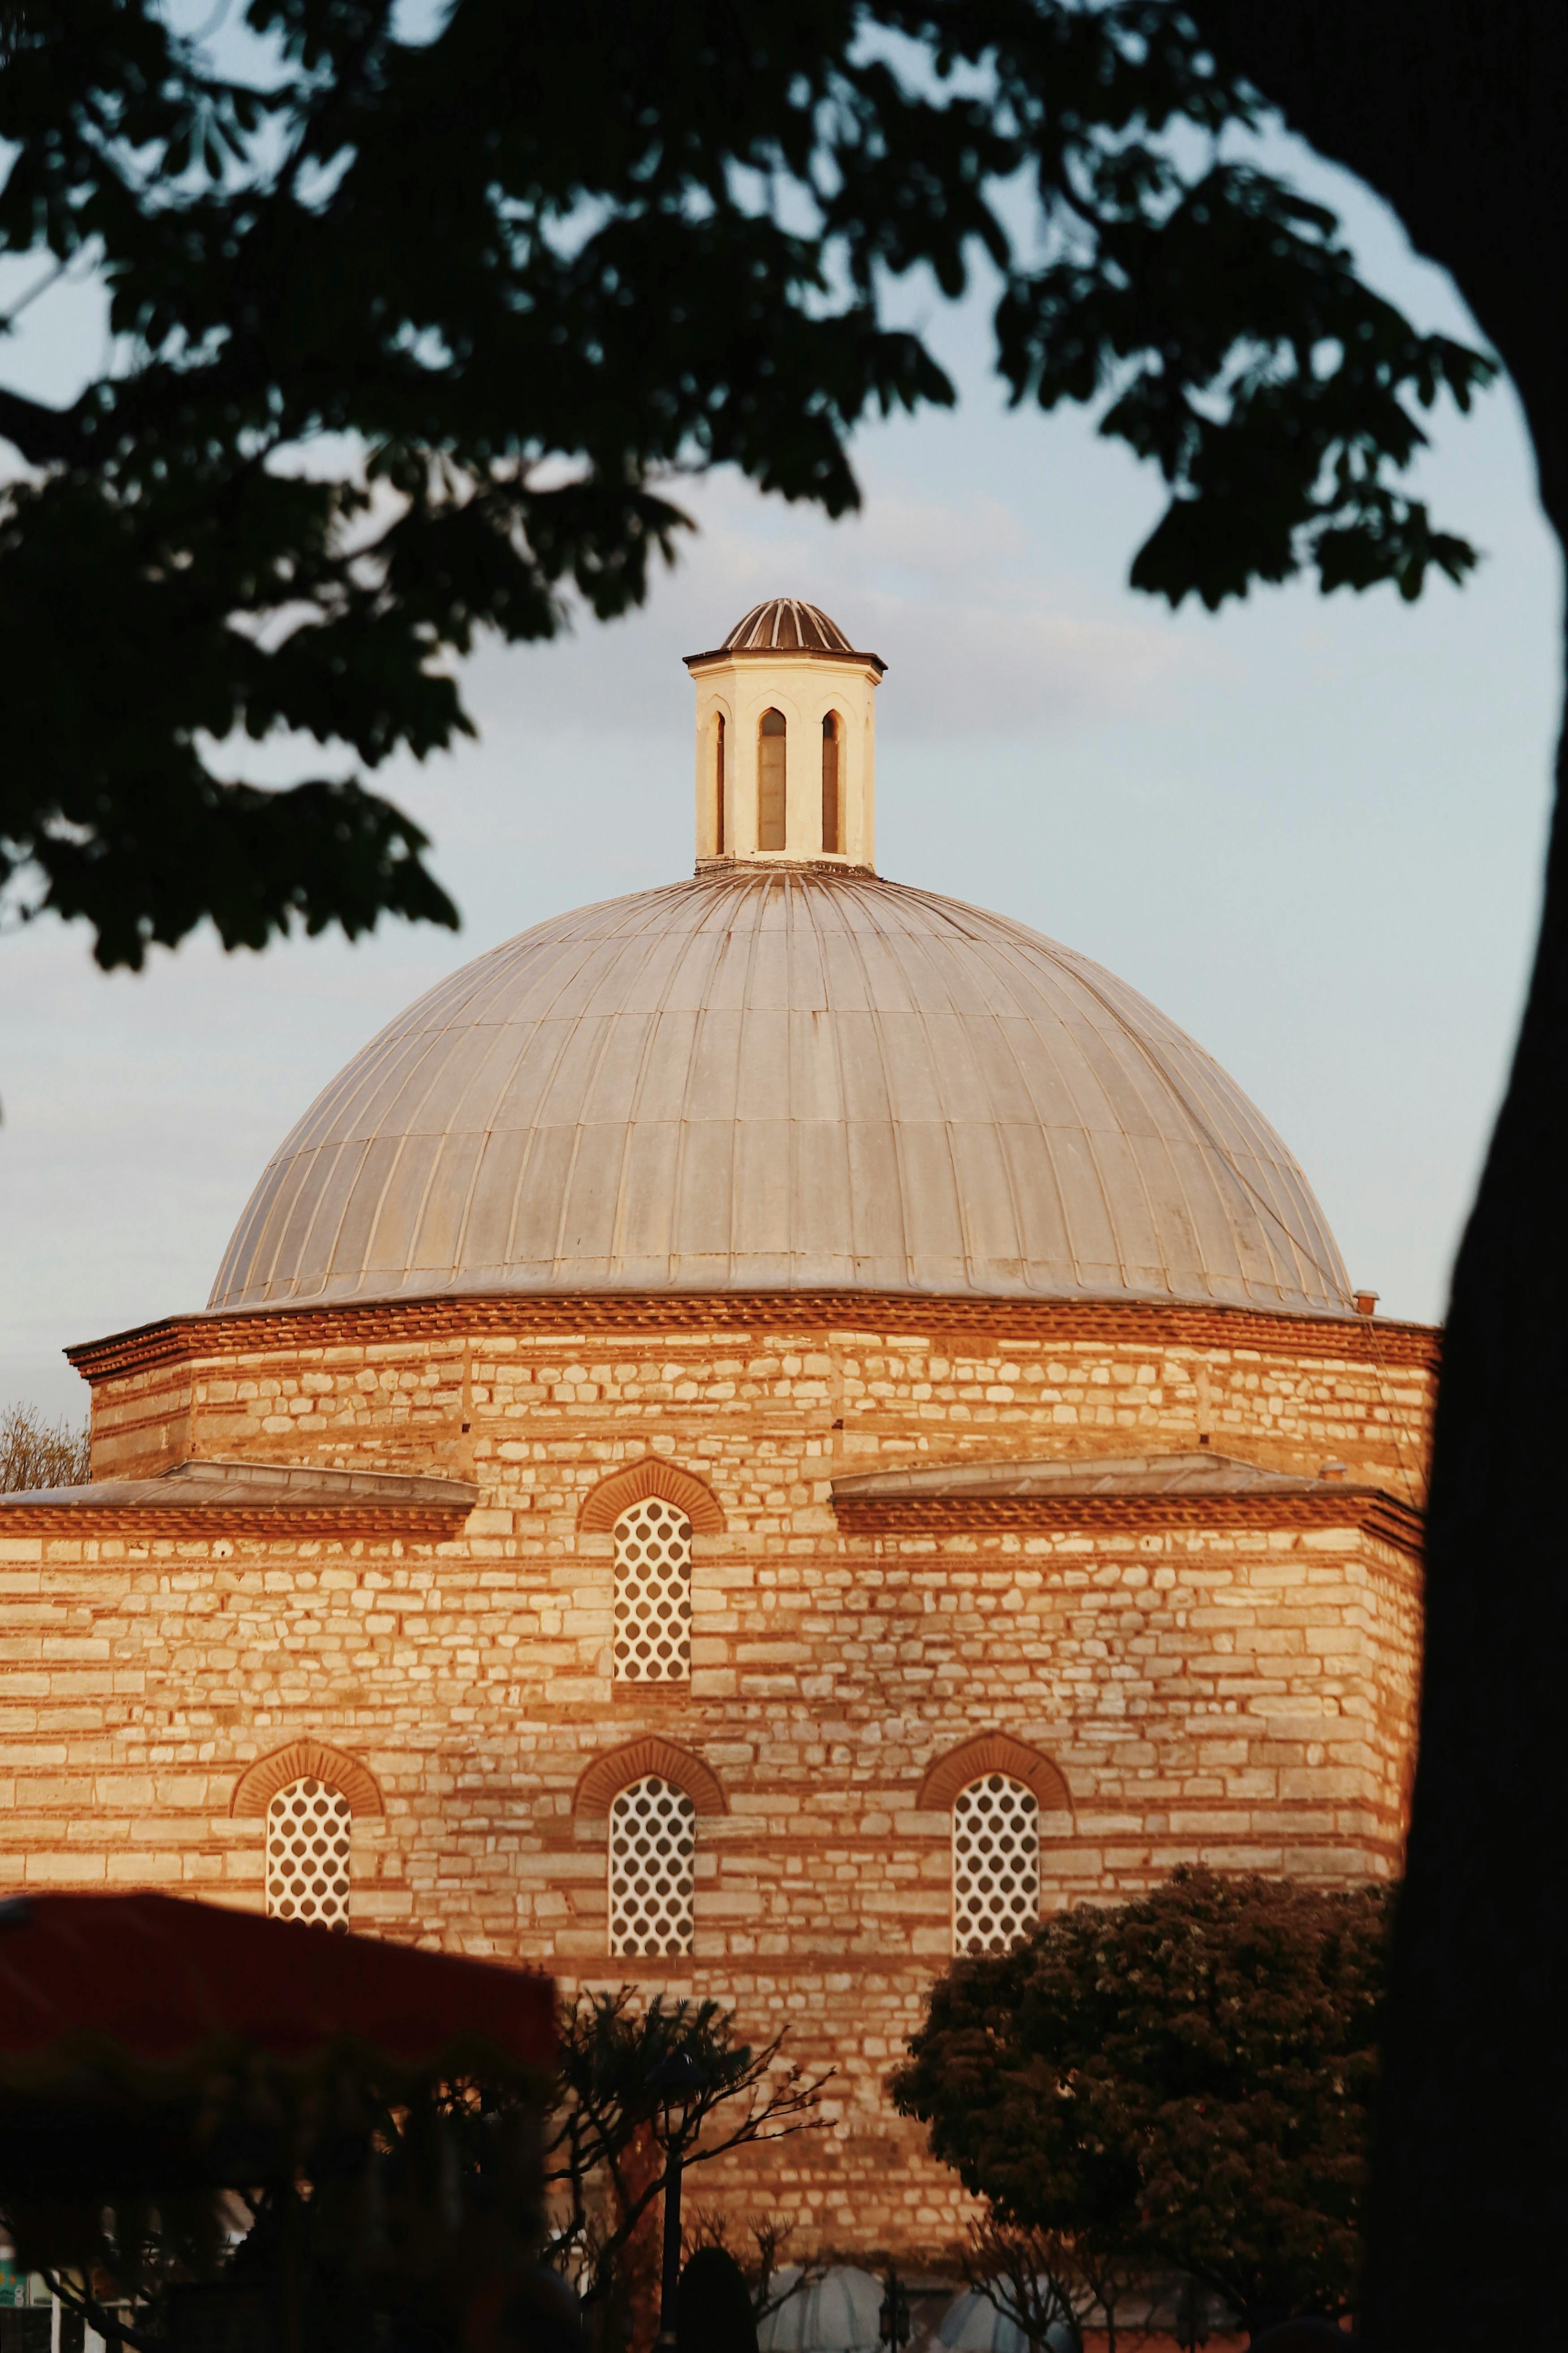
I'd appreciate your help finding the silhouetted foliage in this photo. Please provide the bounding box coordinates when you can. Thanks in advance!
[0,0,1489,967]
[958,2215,1138,2353]
[683,2210,820,2327]
[3,1987,823,2353]
[10,2059,561,2353]
[543,1988,828,2342]
[677,2246,760,2353]
[891,1867,1392,2335]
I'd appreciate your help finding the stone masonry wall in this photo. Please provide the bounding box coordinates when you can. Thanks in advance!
[79,1294,1433,1500]
[0,1292,1432,2254]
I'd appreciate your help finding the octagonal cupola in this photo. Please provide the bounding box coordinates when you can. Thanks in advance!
[684,598,885,870]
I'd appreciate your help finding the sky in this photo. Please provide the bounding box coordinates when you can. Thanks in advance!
[2,122,1562,1427]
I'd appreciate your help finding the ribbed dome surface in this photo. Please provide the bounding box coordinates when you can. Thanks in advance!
[210,869,1353,1316]
[721,599,858,654]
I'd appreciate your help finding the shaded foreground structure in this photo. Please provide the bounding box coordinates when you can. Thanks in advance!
[0,1891,556,2340]
[0,608,1431,2250]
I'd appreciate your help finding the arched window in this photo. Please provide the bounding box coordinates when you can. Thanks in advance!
[613,1496,692,1683]
[758,708,787,850]
[714,713,726,854]
[952,1773,1039,1955]
[821,712,841,853]
[608,1774,696,1956]
[266,1775,352,1931]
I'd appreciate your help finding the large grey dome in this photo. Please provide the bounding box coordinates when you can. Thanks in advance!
[210,868,1353,1317]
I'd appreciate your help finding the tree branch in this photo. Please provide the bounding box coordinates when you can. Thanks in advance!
[0,386,78,467]
[39,2269,162,2353]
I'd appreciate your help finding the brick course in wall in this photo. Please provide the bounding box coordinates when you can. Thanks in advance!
[0,1292,1432,2253]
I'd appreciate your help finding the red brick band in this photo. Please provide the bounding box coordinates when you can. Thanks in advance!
[231,1739,385,1819]
[918,1733,1072,1816]
[574,1737,727,1818]
[578,1456,726,1535]
[65,1288,1440,1380]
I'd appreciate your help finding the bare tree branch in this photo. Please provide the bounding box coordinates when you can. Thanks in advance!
[38,2268,162,2353]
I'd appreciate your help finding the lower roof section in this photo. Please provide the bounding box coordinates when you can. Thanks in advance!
[833,1448,1351,1499]
[0,1455,479,1537]
[831,1447,1424,1555]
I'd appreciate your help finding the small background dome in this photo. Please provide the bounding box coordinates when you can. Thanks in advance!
[758,2268,885,2353]
[210,868,1352,1317]
[939,2287,1076,2353]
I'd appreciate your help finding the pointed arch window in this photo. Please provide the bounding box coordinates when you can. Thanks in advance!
[266,1775,353,1931]
[714,713,726,854]
[608,1774,696,1956]
[613,1496,693,1683]
[758,708,787,850]
[952,1773,1039,1955]
[821,712,841,853]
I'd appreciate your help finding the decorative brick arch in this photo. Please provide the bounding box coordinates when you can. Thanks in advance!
[574,1737,728,1819]
[918,1733,1072,1817]
[231,1739,385,1820]
[578,1456,726,1535]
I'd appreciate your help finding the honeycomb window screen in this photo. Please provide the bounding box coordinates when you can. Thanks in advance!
[266,1776,353,1931]
[952,1774,1040,1956]
[608,1775,697,1957]
[613,1498,693,1683]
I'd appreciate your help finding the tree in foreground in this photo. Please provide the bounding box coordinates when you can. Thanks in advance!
[890,1868,1393,2343]
[0,0,1487,968]
[6,9,1568,2340]
[684,2209,823,2332]
[955,2214,1138,2353]
[18,1986,825,2353]
[542,1988,827,2349]
[1180,14,1568,2345]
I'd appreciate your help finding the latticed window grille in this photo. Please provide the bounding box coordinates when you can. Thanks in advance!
[952,1773,1039,1956]
[266,1776,352,1931]
[608,1775,696,1957]
[613,1498,693,1682]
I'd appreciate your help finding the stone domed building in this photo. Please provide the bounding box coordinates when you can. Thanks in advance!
[1,601,1431,2250]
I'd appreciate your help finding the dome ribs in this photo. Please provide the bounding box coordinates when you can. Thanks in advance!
[208,867,1350,1317]
[720,597,859,657]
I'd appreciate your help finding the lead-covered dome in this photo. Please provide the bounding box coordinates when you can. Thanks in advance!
[210,868,1353,1317]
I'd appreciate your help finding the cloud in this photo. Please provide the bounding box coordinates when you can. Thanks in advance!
[856,588,1195,739]
[449,471,1207,747]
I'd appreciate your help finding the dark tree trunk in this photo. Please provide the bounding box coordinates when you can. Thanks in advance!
[1189,5,1568,2343]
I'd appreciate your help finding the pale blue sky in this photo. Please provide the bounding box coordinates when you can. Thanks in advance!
[2,129,1560,1424]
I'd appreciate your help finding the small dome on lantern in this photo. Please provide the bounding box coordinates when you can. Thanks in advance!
[698,597,884,668]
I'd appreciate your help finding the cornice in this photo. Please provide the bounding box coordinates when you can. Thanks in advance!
[683,645,885,676]
[65,1290,1441,1383]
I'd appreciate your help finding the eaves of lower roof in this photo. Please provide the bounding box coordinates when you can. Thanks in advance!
[0,1457,479,1540]
[830,1485,1425,1560]
[0,1506,472,1540]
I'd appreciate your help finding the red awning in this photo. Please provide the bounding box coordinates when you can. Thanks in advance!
[0,1893,555,2092]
